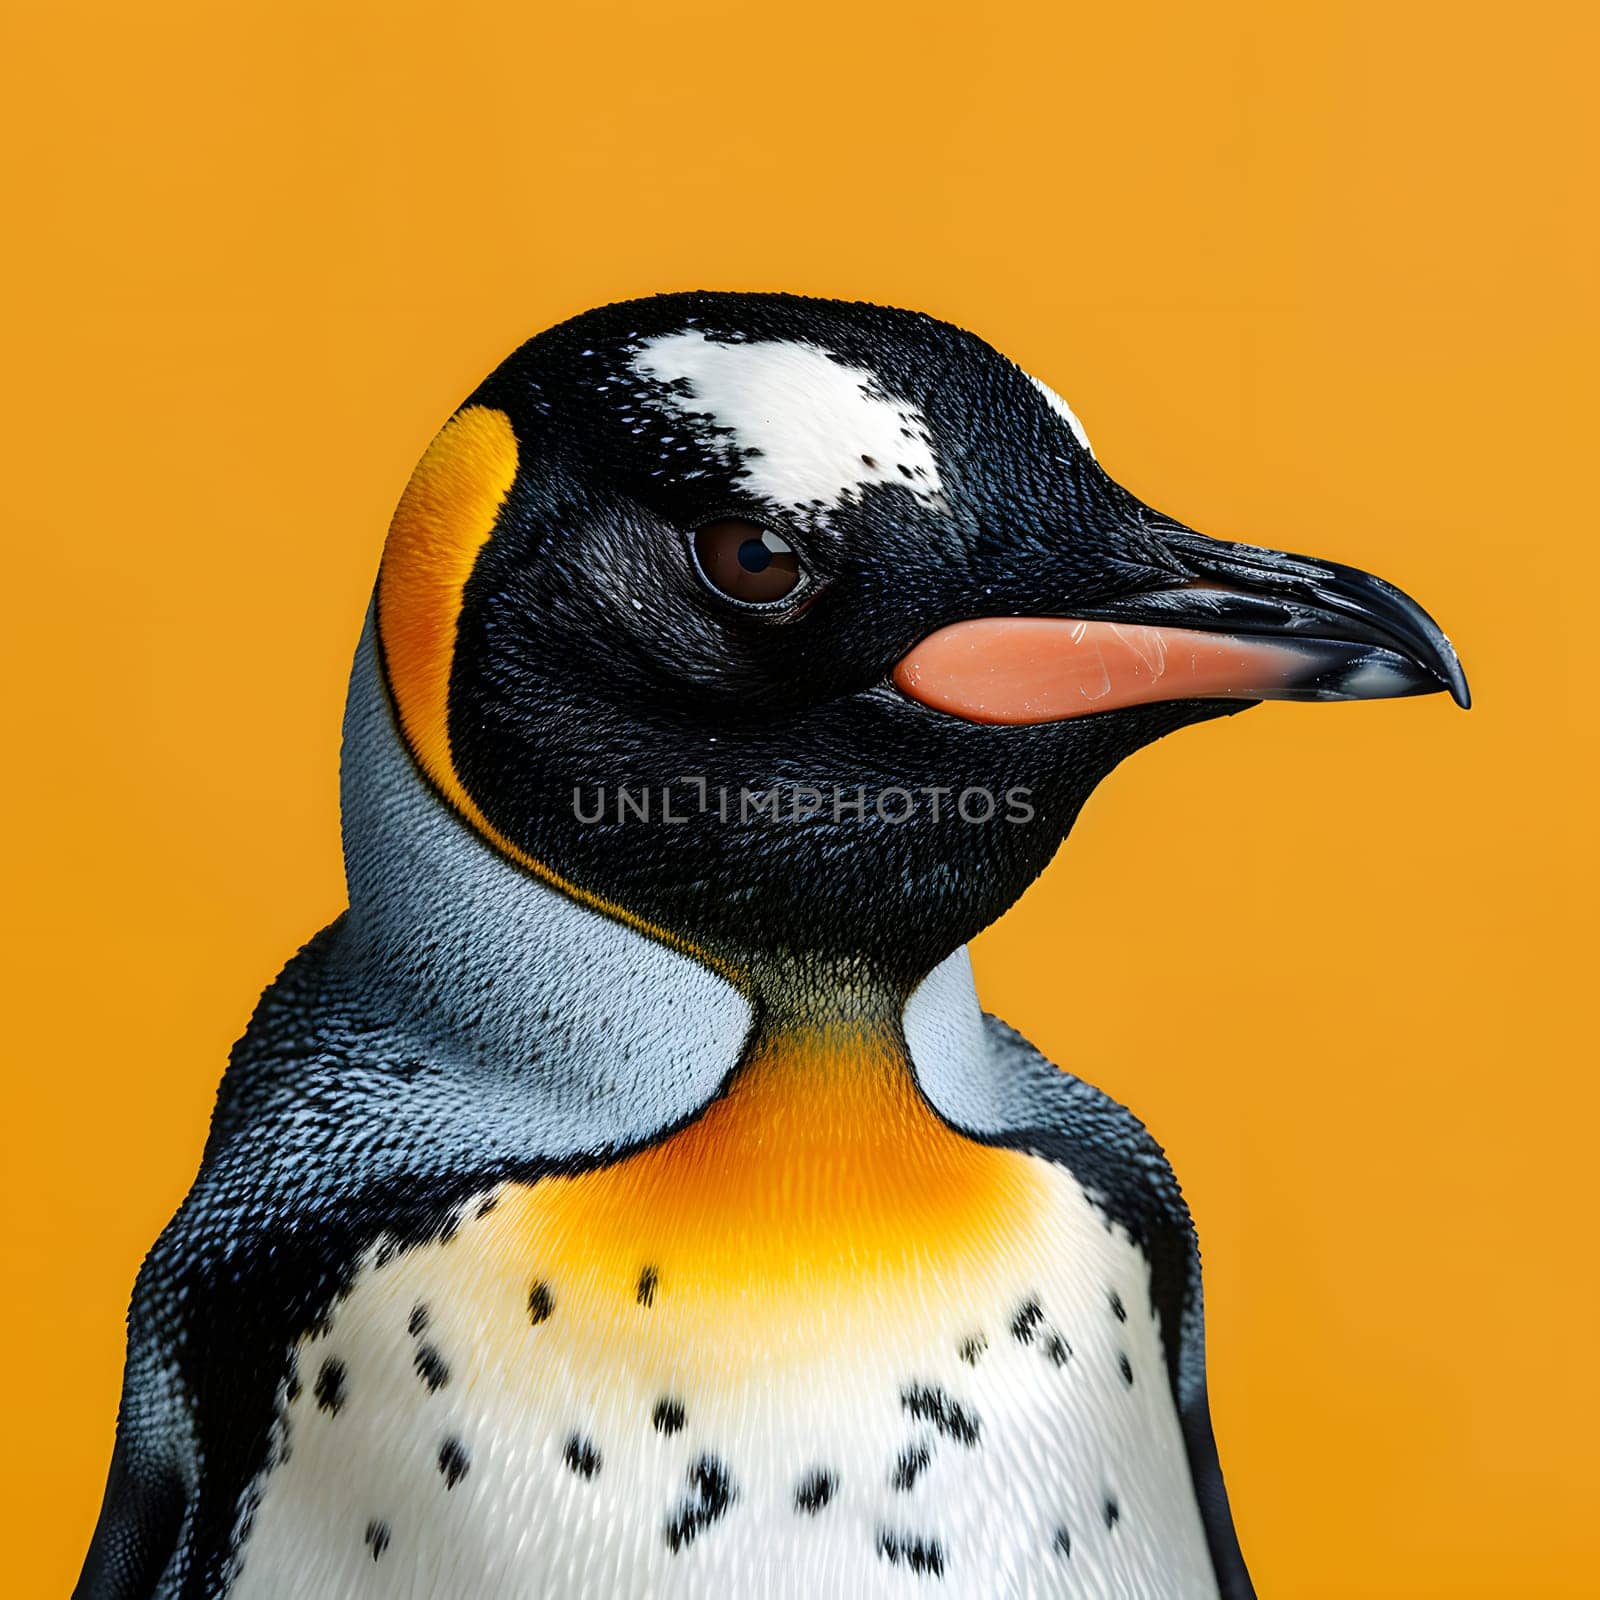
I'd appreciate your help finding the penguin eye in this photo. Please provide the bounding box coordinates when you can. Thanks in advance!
[690,519,804,607]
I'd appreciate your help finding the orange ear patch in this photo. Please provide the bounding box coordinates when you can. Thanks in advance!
[374,405,740,982]
[377,404,520,800]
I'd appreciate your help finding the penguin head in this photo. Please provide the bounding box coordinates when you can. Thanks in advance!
[373,291,1467,994]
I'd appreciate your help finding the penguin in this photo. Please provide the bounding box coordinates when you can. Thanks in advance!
[78,291,1468,1600]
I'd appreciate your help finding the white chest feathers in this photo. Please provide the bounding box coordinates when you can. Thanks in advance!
[226,1048,1217,1599]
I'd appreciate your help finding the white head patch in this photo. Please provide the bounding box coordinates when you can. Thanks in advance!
[1025,372,1094,458]
[631,331,944,512]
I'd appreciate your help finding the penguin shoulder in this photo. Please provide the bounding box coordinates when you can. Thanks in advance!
[904,954,1253,1599]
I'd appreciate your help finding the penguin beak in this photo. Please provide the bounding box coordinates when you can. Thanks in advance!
[893,528,1470,725]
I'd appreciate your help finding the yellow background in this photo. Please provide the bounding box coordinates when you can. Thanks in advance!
[2,1,1594,1593]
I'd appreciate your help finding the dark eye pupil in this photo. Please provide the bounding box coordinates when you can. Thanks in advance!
[692,519,802,605]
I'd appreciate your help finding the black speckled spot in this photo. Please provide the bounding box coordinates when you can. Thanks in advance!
[1109,1289,1127,1323]
[877,1529,945,1577]
[528,1280,554,1325]
[437,1437,470,1489]
[475,1194,499,1218]
[1044,1334,1072,1368]
[413,1344,450,1392]
[901,1385,981,1447]
[1011,1301,1044,1344]
[1119,1352,1134,1386]
[1103,1496,1121,1530]
[794,1469,835,1515]
[408,1303,430,1338]
[313,1358,347,1416]
[652,1398,686,1436]
[364,1520,390,1561]
[1053,1526,1071,1559]
[666,1455,735,1551]
[958,1334,986,1367]
[285,1375,301,1406]
[892,1442,931,1492]
[564,1434,602,1479]
[637,1266,659,1307]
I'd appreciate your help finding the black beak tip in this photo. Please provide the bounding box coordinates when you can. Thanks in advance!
[1436,643,1471,710]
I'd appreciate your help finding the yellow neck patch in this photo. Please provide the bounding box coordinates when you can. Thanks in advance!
[477,1025,1049,1373]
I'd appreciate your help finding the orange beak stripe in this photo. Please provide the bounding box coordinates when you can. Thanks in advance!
[893,616,1332,724]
